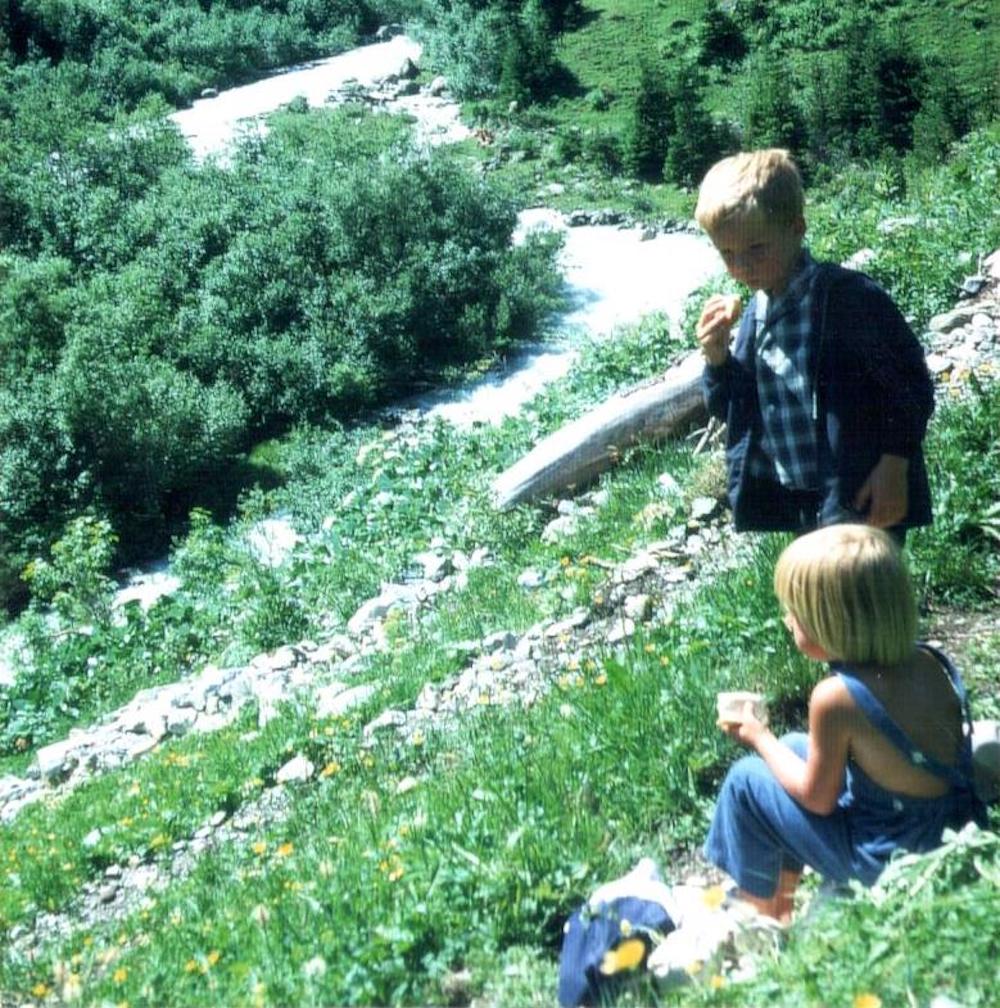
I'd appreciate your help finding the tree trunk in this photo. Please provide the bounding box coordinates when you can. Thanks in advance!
[492,350,708,508]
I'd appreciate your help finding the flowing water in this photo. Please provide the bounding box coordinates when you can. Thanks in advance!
[13,33,724,628]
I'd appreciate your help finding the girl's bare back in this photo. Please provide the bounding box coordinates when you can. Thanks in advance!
[841,646,963,798]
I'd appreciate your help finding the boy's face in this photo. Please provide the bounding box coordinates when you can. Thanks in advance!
[707,213,805,295]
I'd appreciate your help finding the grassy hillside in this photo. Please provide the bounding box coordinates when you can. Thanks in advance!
[0,0,998,1004]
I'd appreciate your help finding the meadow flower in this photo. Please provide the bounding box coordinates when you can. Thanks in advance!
[113,967,128,984]
[599,938,646,975]
[61,972,82,1001]
[701,885,726,910]
[252,841,267,856]
[320,761,341,777]
[276,842,294,858]
[709,974,725,990]
[595,672,608,686]
[853,995,882,1008]
[303,956,327,978]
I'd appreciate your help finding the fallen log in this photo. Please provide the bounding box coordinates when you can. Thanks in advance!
[492,349,708,508]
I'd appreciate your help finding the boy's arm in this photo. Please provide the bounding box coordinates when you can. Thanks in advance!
[698,294,744,419]
[853,453,909,528]
[828,274,934,524]
[721,678,851,815]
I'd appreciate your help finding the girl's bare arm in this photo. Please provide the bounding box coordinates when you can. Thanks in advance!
[720,677,853,814]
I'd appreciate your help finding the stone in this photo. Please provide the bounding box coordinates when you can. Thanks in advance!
[36,739,80,783]
[841,248,876,271]
[412,551,451,581]
[690,496,720,521]
[657,472,682,497]
[275,755,315,784]
[517,568,545,589]
[363,709,408,739]
[607,618,635,643]
[428,75,447,96]
[624,594,653,622]
[620,553,658,582]
[929,306,977,333]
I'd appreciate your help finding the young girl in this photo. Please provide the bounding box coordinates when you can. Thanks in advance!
[705,524,985,922]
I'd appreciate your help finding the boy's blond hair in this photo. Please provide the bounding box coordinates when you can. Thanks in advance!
[695,149,804,232]
[773,525,916,666]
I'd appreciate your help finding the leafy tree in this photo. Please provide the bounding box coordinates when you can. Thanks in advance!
[742,52,807,153]
[663,60,731,188]
[499,0,558,106]
[697,0,747,67]
[625,59,673,180]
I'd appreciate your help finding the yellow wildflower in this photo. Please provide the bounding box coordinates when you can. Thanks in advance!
[184,960,199,974]
[31,983,50,998]
[206,951,221,967]
[595,672,608,686]
[320,761,341,777]
[702,885,726,910]
[599,938,646,975]
[113,967,128,984]
[251,841,267,856]
[709,974,725,990]
[276,842,294,858]
[853,996,882,1008]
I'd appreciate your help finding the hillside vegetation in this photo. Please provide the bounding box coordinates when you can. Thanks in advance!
[0,0,998,1005]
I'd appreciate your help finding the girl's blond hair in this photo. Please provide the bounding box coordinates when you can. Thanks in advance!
[773,525,916,666]
[695,149,804,232]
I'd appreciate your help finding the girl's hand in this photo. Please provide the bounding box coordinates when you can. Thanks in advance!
[717,701,767,748]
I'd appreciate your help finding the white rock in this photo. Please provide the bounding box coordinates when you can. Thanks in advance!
[276,755,315,784]
[253,678,289,728]
[657,472,683,497]
[316,681,375,721]
[36,739,80,782]
[540,514,580,543]
[363,709,408,738]
[624,594,653,621]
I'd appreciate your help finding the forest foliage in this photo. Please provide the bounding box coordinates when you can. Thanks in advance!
[0,0,574,608]
[1,0,998,611]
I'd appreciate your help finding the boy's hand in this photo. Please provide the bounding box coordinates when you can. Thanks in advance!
[697,294,742,367]
[853,453,909,528]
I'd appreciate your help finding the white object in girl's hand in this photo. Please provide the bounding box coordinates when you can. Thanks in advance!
[717,690,768,725]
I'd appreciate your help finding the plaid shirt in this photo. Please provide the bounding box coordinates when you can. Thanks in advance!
[747,250,821,489]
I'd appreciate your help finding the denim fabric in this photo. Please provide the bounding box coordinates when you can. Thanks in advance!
[705,651,981,898]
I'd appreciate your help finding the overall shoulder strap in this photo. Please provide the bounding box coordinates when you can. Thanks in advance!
[835,663,970,787]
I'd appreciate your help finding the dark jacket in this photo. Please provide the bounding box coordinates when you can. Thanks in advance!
[703,263,934,532]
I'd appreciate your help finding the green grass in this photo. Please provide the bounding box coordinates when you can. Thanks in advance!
[1,15,999,999]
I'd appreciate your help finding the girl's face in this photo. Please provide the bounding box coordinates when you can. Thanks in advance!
[784,610,830,661]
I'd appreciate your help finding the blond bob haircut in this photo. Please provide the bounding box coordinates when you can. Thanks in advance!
[695,149,804,232]
[773,525,916,667]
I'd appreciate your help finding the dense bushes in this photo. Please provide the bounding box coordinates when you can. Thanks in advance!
[418,0,581,102]
[3,0,394,109]
[0,102,564,605]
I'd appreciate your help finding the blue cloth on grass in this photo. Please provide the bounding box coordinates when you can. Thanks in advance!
[704,644,984,898]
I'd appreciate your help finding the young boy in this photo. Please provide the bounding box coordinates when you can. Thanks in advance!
[694,149,934,536]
